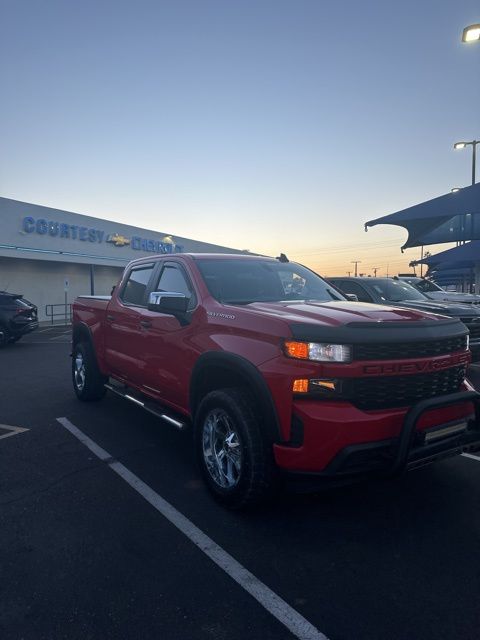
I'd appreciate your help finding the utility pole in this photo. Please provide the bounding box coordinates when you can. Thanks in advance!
[347,271,351,277]
[372,267,378,277]
[351,260,361,276]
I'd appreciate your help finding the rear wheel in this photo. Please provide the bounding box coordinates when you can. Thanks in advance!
[72,342,107,401]
[194,388,276,508]
[0,327,10,347]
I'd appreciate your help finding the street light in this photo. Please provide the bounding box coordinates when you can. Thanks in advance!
[453,140,478,185]
[462,24,480,42]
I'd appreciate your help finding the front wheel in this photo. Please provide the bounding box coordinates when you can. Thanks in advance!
[72,342,107,401]
[194,388,276,508]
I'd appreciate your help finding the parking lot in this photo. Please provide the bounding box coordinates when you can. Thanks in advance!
[2,326,480,640]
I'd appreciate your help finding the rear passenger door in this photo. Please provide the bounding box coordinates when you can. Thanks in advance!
[104,262,156,385]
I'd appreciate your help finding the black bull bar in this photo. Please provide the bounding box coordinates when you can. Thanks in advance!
[390,389,480,475]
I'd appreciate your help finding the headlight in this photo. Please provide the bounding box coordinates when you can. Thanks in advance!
[284,340,352,363]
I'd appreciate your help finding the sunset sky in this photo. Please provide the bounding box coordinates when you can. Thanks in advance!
[1,0,478,277]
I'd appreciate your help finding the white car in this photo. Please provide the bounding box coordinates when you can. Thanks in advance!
[398,276,480,305]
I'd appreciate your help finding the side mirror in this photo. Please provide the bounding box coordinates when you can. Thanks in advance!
[345,293,358,302]
[148,292,190,314]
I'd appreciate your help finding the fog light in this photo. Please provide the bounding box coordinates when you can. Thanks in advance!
[292,379,309,393]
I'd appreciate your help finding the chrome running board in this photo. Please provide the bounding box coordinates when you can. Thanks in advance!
[104,382,187,430]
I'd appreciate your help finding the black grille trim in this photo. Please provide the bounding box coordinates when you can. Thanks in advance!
[344,365,467,410]
[462,320,480,340]
[353,335,468,361]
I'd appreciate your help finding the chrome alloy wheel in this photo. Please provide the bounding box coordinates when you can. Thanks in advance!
[74,352,86,392]
[202,409,242,489]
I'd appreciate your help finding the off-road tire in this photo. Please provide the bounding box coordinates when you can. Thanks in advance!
[0,326,10,347]
[72,341,107,401]
[194,387,277,508]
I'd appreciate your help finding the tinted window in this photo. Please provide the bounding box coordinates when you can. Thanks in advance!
[0,295,30,308]
[334,280,373,302]
[196,259,345,304]
[371,279,427,302]
[121,264,154,306]
[156,264,196,309]
[412,279,442,293]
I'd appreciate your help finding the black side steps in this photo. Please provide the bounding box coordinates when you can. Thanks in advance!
[104,382,188,430]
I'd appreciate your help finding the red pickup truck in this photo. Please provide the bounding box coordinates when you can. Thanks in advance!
[71,253,480,507]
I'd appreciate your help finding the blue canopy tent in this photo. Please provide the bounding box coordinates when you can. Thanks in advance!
[365,182,480,250]
[410,241,480,290]
[411,240,480,267]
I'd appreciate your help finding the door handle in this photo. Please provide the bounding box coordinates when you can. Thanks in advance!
[140,320,152,329]
[107,314,115,322]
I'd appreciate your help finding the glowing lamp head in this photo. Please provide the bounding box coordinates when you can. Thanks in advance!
[462,24,480,42]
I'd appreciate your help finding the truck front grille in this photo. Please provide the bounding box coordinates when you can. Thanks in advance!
[346,365,467,410]
[353,335,467,361]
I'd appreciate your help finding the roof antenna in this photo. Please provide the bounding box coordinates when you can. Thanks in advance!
[276,253,289,263]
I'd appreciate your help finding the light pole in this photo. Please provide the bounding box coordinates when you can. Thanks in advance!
[462,24,480,42]
[453,140,478,185]
[460,24,480,293]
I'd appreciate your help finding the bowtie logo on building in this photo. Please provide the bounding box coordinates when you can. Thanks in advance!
[106,233,131,247]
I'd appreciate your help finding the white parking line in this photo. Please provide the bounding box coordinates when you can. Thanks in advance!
[462,452,480,462]
[0,424,29,440]
[56,416,328,640]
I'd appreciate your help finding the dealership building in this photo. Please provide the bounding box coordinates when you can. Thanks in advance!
[0,197,246,321]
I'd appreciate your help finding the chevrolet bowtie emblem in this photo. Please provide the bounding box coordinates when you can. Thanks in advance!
[106,233,131,247]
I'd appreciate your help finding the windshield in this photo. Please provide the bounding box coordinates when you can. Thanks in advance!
[371,279,427,302]
[196,259,345,304]
[408,279,442,293]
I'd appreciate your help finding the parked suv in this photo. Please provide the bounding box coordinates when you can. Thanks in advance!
[0,292,38,346]
[398,276,480,305]
[329,277,480,361]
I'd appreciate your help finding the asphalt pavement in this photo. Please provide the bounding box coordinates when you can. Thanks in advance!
[1,326,480,640]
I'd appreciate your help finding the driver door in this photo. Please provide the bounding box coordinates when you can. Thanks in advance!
[137,260,198,410]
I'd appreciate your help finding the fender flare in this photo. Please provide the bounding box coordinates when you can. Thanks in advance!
[189,351,283,443]
[72,322,105,374]
[72,321,95,347]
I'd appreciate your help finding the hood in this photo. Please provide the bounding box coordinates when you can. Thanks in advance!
[387,299,480,317]
[424,291,480,304]
[231,300,457,327]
